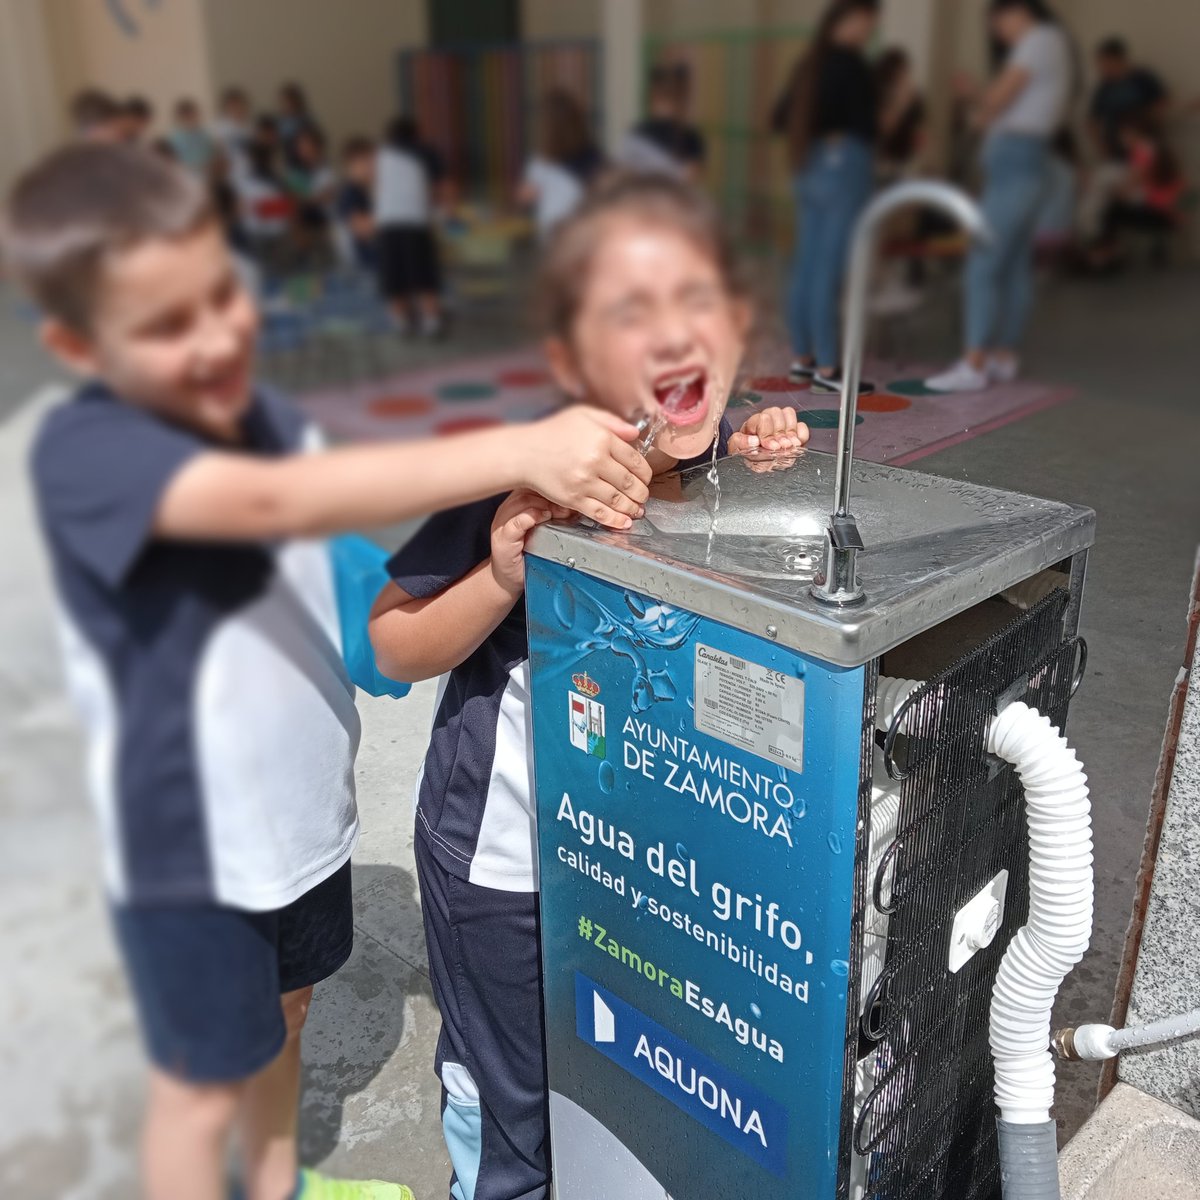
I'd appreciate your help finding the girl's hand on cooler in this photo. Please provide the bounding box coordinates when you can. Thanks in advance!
[518,408,651,530]
[489,490,569,600]
[729,406,810,455]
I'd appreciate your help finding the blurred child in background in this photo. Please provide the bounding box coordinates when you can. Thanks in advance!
[335,137,378,271]
[368,172,806,1200]
[69,88,125,143]
[518,88,605,240]
[276,82,320,150]
[375,115,447,338]
[1087,117,1187,269]
[168,98,218,176]
[119,95,155,145]
[3,142,651,1200]
[620,63,707,182]
[212,86,254,181]
[236,139,294,272]
[284,127,336,266]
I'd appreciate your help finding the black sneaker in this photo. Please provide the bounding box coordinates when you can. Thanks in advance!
[812,369,875,396]
[788,359,817,383]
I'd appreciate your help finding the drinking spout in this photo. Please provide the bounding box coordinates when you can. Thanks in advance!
[811,181,991,607]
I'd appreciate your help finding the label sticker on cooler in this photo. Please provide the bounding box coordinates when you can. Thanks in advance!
[693,644,804,771]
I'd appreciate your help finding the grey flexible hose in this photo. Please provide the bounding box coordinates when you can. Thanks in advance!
[997,1120,1061,1200]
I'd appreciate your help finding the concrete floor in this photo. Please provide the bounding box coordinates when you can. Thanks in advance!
[1,263,1198,1196]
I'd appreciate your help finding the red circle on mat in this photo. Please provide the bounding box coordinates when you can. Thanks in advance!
[858,393,912,413]
[747,375,803,393]
[496,368,552,388]
[435,417,505,436]
[368,394,435,418]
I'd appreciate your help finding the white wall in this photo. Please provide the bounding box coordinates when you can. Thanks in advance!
[0,1,64,191]
[202,0,428,149]
[42,0,216,134]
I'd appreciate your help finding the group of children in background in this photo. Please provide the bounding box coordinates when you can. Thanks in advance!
[63,64,716,348]
[67,82,452,338]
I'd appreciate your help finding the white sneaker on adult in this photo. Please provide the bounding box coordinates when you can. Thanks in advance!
[987,355,1020,384]
[925,359,991,394]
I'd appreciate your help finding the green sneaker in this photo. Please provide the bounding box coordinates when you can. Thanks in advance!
[299,1167,415,1200]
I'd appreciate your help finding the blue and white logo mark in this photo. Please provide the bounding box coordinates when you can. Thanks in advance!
[575,973,787,1176]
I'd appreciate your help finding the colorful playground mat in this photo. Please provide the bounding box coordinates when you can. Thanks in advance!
[296,347,1074,468]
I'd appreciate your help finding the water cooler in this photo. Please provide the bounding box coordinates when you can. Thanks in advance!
[523,185,1096,1200]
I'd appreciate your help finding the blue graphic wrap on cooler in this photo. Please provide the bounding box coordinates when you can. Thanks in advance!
[525,556,866,1200]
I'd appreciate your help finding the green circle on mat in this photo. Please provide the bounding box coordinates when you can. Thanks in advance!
[437,381,498,402]
[797,409,863,429]
[888,378,940,397]
[728,390,762,408]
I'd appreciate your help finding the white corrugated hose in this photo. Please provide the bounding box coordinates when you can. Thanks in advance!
[876,680,1094,1200]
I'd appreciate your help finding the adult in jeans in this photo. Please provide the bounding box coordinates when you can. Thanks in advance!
[927,0,1072,394]
[773,0,882,396]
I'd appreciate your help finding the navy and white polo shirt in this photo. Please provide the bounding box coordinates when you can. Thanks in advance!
[31,383,360,911]
[389,420,732,895]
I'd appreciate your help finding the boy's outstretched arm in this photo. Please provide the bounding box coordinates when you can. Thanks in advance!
[369,490,559,682]
[154,408,650,541]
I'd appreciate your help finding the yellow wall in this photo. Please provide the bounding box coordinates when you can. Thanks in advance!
[202,0,427,149]
[42,0,215,135]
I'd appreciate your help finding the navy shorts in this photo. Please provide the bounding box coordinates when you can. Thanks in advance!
[112,861,354,1084]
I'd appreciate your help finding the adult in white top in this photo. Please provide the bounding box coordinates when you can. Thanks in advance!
[927,0,1073,394]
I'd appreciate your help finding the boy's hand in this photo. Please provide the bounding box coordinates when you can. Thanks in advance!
[729,406,810,455]
[490,490,569,600]
[518,409,651,530]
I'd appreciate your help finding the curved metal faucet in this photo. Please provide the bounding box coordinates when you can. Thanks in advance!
[811,180,991,607]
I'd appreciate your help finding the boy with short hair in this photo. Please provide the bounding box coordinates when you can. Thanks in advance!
[3,142,651,1200]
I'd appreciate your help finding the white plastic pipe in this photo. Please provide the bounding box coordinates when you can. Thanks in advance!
[874,676,922,734]
[875,682,1094,1125]
[986,702,1093,1124]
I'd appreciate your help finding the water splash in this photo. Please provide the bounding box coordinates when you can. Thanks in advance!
[830,959,850,978]
[750,1002,763,1019]
[598,761,616,794]
[827,832,843,854]
[704,409,723,566]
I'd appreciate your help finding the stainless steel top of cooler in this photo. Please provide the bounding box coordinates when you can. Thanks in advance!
[527,450,1095,667]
